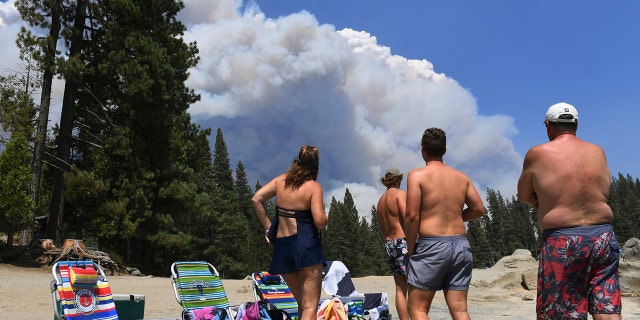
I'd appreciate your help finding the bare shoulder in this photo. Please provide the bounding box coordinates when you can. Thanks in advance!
[303,179,322,191]
[389,188,406,196]
[407,166,428,178]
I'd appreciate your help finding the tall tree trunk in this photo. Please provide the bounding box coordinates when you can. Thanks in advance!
[39,0,62,241]
[47,0,87,245]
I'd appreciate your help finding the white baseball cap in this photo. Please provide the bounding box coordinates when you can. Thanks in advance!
[545,102,578,123]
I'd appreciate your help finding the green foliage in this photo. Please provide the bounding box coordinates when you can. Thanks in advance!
[609,173,640,243]
[322,190,386,277]
[467,218,494,268]
[0,134,35,246]
[480,189,540,260]
[0,74,37,142]
[63,167,115,240]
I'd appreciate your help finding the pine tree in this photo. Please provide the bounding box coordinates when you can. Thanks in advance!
[610,173,640,243]
[323,197,349,263]
[360,207,387,275]
[0,134,35,247]
[43,0,208,272]
[15,0,62,224]
[235,162,272,271]
[507,196,538,254]
[467,218,495,268]
[204,129,250,277]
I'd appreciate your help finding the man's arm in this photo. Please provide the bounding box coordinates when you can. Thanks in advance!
[462,180,485,222]
[404,170,420,255]
[517,149,537,206]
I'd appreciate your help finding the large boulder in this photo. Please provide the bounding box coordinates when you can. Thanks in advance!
[471,249,538,291]
[623,238,640,261]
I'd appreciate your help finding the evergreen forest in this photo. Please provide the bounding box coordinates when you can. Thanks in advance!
[1,1,639,278]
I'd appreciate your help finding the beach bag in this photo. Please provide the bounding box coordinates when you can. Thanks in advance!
[241,300,290,320]
[317,298,348,320]
[187,306,229,320]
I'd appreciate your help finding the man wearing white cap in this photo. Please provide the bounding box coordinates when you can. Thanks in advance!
[518,102,621,320]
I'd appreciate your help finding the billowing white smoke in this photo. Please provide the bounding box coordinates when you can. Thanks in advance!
[180,0,522,217]
[0,0,523,218]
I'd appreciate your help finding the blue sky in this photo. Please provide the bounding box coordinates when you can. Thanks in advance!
[1,0,638,216]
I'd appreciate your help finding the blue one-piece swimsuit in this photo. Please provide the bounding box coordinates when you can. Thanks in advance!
[268,206,326,274]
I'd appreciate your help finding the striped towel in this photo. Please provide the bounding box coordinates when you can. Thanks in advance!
[252,272,298,320]
[56,260,118,320]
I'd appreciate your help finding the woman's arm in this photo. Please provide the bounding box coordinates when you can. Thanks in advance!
[310,182,328,229]
[252,177,278,242]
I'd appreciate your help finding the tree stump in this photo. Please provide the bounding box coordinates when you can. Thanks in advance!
[51,239,123,275]
[57,239,88,260]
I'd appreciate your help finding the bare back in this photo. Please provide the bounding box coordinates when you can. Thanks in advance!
[376,188,407,240]
[406,162,485,237]
[253,173,328,240]
[518,134,613,231]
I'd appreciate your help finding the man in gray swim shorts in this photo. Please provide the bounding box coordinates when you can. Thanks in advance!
[407,235,472,291]
[405,128,485,320]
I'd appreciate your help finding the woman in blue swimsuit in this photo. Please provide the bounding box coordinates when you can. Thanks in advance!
[252,145,328,320]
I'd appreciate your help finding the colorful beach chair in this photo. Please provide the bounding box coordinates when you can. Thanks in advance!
[251,271,298,320]
[171,261,233,320]
[51,260,119,320]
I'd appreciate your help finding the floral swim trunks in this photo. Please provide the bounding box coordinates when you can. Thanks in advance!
[537,224,621,319]
[384,238,408,276]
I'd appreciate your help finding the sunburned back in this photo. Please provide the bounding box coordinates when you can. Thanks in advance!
[531,136,613,229]
[415,164,469,236]
[377,188,406,240]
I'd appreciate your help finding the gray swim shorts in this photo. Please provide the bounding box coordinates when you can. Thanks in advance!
[407,235,473,291]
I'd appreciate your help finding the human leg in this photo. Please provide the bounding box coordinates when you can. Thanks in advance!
[297,264,323,320]
[443,289,470,320]
[385,238,409,320]
[588,228,621,319]
[407,285,436,320]
[393,274,409,320]
[282,272,303,307]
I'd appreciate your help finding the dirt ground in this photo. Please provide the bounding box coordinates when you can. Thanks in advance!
[1,260,639,320]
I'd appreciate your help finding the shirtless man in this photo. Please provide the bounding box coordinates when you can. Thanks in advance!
[405,128,485,320]
[518,102,621,320]
[376,167,408,320]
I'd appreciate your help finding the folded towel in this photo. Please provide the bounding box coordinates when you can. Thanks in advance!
[69,266,98,288]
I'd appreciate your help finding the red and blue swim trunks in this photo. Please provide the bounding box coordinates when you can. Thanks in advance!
[537,223,621,319]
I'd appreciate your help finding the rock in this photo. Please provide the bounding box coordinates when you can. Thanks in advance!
[511,249,533,257]
[497,250,536,270]
[127,267,144,276]
[521,271,537,291]
[623,238,640,261]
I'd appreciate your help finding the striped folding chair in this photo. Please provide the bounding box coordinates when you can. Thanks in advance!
[171,261,233,320]
[51,260,119,320]
[251,271,298,320]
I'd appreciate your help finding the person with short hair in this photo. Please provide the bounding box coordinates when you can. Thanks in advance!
[252,145,328,320]
[377,167,409,320]
[405,127,485,320]
[518,102,622,320]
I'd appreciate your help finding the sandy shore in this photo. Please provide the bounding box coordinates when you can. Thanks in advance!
[1,262,639,320]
